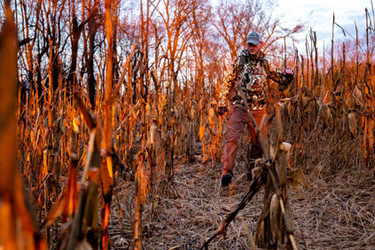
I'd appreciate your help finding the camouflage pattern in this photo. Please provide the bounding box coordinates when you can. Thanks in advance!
[219,50,292,110]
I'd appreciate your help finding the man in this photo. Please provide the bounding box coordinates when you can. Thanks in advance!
[218,31,294,187]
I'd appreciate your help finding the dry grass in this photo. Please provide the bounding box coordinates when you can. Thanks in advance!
[109,144,375,249]
[293,167,375,249]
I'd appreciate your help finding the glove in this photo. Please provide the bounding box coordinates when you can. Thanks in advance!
[217,106,228,116]
[283,68,294,81]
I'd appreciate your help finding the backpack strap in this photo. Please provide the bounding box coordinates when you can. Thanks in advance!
[238,50,250,67]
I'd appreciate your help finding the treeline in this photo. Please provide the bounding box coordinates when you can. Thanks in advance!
[14,0,300,107]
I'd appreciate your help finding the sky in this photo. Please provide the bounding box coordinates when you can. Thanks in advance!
[274,0,373,52]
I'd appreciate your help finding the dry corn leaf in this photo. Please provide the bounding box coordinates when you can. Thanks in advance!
[199,124,205,140]
[367,117,374,149]
[56,116,66,134]
[44,157,79,226]
[280,142,291,160]
[101,153,114,200]
[147,123,158,149]
[269,193,280,242]
[363,118,368,159]
[322,104,332,126]
[287,168,308,193]
[73,117,81,133]
[76,239,94,250]
[348,112,357,136]
[208,105,215,120]
[0,202,17,249]
[135,161,149,205]
[44,192,65,227]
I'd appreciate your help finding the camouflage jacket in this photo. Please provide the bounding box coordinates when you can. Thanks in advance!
[219,50,293,110]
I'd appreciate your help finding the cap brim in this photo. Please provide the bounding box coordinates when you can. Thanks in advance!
[247,39,259,46]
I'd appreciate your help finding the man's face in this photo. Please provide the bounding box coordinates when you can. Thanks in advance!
[247,42,263,55]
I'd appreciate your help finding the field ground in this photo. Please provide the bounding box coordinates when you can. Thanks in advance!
[109,153,375,249]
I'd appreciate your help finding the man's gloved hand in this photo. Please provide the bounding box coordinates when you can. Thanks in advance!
[217,106,228,116]
[283,68,294,80]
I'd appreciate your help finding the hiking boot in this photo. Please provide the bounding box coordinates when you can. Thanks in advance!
[221,174,232,187]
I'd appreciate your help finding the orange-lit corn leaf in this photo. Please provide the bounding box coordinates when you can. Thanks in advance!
[199,124,205,142]
[208,105,215,129]
[82,168,100,231]
[101,150,114,202]
[44,155,79,227]
[73,117,81,134]
[367,117,374,150]
[135,160,149,205]
[101,2,116,248]
[63,131,101,249]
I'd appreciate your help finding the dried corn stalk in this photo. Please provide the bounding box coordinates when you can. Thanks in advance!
[0,4,47,249]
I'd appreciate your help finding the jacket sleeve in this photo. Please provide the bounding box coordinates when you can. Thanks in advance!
[218,57,240,107]
[263,59,294,91]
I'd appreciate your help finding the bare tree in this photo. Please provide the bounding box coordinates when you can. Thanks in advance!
[214,0,303,62]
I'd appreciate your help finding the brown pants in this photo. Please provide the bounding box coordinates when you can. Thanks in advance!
[222,105,266,176]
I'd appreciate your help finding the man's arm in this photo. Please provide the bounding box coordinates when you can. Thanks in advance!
[263,59,294,91]
[217,58,240,115]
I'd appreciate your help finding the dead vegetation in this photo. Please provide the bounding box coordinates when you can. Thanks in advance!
[109,154,375,249]
[0,0,375,249]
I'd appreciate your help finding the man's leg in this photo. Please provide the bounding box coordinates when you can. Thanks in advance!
[247,109,266,180]
[222,105,247,186]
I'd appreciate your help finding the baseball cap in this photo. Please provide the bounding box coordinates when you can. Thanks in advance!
[247,32,261,46]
